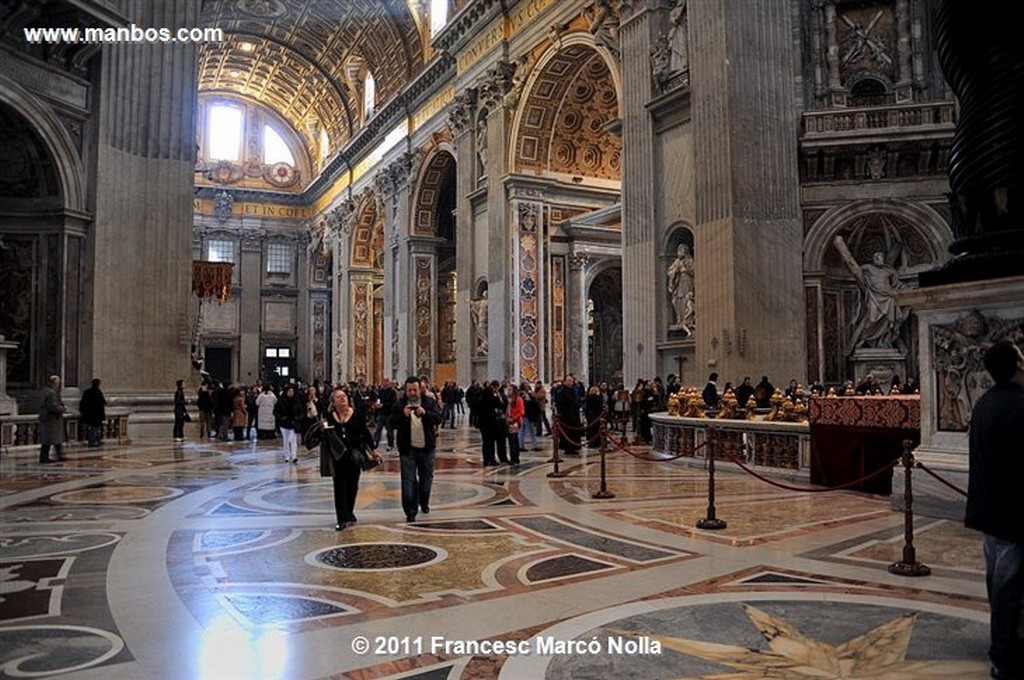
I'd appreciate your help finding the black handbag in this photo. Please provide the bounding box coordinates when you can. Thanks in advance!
[324,422,380,471]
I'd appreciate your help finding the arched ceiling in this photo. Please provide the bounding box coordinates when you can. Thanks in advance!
[198,0,424,155]
[515,43,621,181]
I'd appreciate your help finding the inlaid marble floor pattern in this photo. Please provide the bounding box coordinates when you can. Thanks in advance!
[0,423,991,679]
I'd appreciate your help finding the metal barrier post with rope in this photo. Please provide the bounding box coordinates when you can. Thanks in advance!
[888,439,931,577]
[592,411,615,499]
[696,426,727,530]
[547,415,568,478]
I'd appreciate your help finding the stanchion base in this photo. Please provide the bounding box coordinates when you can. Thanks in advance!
[546,457,558,463]
[592,490,616,499]
[547,471,569,478]
[888,561,931,577]
[696,518,727,530]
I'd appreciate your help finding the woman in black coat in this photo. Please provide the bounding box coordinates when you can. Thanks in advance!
[315,387,380,530]
[476,381,508,466]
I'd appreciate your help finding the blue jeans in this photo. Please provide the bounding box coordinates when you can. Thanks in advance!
[984,534,1024,673]
[399,447,435,518]
[518,420,538,450]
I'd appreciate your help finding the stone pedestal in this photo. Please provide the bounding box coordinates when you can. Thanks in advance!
[893,276,1024,519]
[848,348,907,388]
[0,335,18,415]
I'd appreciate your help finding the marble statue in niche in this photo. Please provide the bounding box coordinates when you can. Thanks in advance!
[834,236,908,353]
[469,289,489,356]
[667,243,695,336]
[587,0,620,58]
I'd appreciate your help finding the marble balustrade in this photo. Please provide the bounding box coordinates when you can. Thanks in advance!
[649,414,810,481]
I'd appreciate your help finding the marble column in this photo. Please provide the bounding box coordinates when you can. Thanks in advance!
[408,238,441,378]
[452,106,476,385]
[567,251,591,386]
[688,0,806,384]
[384,159,415,381]
[331,213,352,383]
[478,64,516,381]
[89,0,199,396]
[238,231,263,383]
[619,3,661,385]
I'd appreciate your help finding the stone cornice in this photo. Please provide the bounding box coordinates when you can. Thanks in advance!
[431,0,505,54]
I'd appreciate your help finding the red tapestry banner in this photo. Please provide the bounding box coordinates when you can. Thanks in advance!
[809,396,920,430]
[192,261,233,302]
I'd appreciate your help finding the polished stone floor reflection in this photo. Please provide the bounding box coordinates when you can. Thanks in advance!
[0,424,990,679]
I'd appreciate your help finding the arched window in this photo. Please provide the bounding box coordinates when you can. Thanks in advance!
[364,71,376,119]
[208,104,243,161]
[849,77,890,107]
[262,125,294,165]
[430,0,449,37]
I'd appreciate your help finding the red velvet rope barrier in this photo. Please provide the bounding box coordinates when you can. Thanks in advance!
[716,446,900,493]
[553,420,603,448]
[605,431,708,462]
[555,415,604,432]
[914,461,969,497]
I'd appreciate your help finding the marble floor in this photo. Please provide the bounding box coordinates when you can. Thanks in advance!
[0,422,992,679]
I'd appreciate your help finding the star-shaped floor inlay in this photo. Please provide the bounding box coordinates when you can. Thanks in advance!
[612,603,987,678]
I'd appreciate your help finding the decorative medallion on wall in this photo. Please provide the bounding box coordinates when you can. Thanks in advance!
[263,162,298,188]
[932,311,1024,432]
[518,204,542,382]
[414,256,434,377]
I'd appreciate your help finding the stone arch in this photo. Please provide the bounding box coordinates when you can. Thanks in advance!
[511,34,622,181]
[350,189,384,269]
[412,146,456,236]
[803,199,952,274]
[0,73,86,212]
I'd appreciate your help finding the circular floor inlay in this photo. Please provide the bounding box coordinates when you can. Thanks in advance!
[52,485,184,504]
[311,542,445,571]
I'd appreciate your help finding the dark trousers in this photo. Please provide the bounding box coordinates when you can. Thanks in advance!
[173,413,185,439]
[199,411,213,439]
[536,412,551,436]
[87,424,102,447]
[399,447,435,518]
[233,426,246,441]
[507,433,520,465]
[331,462,361,524]
[481,427,507,465]
[373,413,394,449]
[39,443,64,462]
[984,534,1024,674]
[441,402,455,428]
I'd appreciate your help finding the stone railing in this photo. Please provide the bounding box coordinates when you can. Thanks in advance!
[650,414,811,479]
[802,101,956,140]
[1,411,130,451]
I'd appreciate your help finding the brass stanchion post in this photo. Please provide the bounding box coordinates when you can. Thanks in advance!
[889,439,931,577]
[696,427,727,530]
[593,414,615,499]
[547,415,568,478]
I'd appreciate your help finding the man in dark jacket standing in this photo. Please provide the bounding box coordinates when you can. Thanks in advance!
[79,378,107,447]
[389,376,442,522]
[702,372,720,409]
[965,341,1024,680]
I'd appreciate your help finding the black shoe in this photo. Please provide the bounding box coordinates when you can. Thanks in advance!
[345,516,357,524]
[406,514,416,523]
[420,505,429,515]
[992,666,1024,680]
[334,523,346,531]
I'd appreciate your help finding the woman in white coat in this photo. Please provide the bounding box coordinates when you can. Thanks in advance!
[255,386,278,440]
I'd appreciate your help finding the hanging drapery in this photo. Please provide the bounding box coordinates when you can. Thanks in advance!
[192,261,233,302]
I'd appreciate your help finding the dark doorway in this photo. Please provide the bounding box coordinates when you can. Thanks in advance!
[588,267,623,386]
[204,347,233,384]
